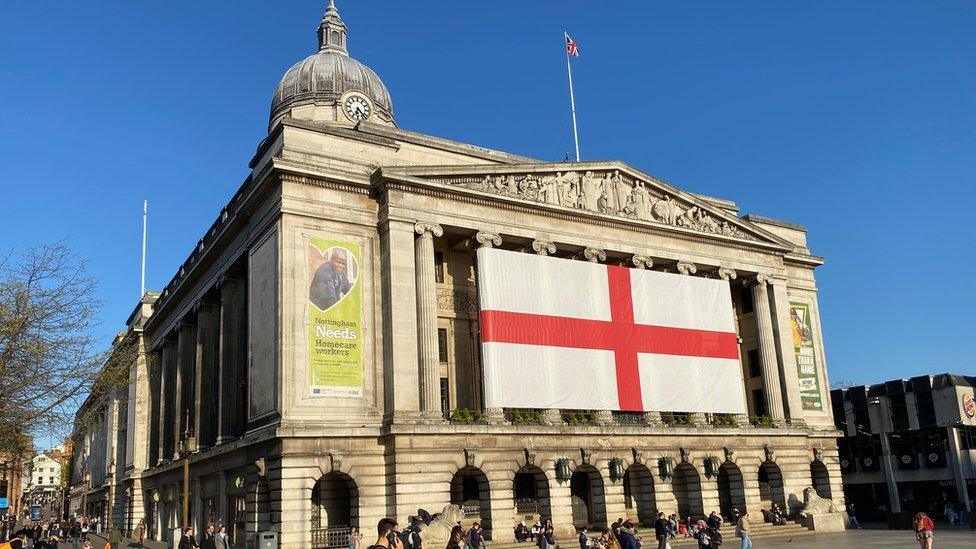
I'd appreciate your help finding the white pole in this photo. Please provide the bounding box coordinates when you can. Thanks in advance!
[141,200,148,298]
[565,31,581,162]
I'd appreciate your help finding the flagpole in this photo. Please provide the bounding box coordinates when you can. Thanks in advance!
[565,31,581,162]
[141,199,148,298]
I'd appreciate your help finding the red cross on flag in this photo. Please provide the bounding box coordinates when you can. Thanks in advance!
[478,248,746,413]
[565,32,580,57]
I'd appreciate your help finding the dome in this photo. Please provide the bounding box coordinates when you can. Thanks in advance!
[269,1,394,129]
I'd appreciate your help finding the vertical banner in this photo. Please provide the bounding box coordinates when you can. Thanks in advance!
[790,302,823,411]
[307,236,362,397]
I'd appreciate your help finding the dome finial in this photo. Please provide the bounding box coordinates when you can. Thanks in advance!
[317,0,348,54]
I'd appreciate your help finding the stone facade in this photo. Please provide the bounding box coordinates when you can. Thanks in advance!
[86,3,844,547]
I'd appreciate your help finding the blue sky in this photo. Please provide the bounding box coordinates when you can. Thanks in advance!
[1,1,973,389]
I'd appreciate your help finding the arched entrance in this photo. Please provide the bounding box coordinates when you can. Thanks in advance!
[513,466,552,521]
[623,464,656,525]
[672,463,703,519]
[311,472,358,549]
[716,463,746,521]
[810,460,831,500]
[451,466,492,531]
[758,461,786,510]
[570,465,607,528]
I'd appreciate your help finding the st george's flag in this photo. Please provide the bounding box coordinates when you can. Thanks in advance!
[565,32,580,57]
[477,248,747,414]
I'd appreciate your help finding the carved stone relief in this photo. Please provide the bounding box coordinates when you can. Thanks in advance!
[445,170,751,240]
[436,288,478,314]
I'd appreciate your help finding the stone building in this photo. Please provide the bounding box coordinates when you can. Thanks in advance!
[110,3,842,546]
[832,374,976,521]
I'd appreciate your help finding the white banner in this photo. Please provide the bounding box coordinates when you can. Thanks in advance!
[477,248,746,413]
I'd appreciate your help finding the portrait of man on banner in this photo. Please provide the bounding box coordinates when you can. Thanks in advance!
[309,245,357,311]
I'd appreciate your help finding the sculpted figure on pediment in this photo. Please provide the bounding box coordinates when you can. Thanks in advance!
[539,172,561,205]
[632,181,654,221]
[652,195,679,224]
[580,171,603,211]
[519,174,540,201]
[558,171,581,208]
[613,171,630,213]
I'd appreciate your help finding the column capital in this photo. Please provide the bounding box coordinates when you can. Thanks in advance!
[753,273,773,286]
[531,240,556,256]
[631,255,653,270]
[676,261,697,276]
[414,222,443,238]
[474,232,502,249]
[718,267,737,281]
[582,248,606,263]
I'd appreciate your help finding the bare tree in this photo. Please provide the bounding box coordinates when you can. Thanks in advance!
[0,242,108,444]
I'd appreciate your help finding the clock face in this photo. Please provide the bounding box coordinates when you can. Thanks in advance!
[344,95,371,121]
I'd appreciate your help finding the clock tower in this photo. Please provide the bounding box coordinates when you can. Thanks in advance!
[269,1,395,130]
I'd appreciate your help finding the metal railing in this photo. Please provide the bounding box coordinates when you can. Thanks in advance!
[312,526,351,549]
[515,498,539,515]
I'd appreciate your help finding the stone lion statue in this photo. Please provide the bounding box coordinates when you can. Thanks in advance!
[798,486,841,517]
[416,504,465,545]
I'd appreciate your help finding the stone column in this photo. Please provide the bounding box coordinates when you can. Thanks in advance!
[147,351,162,468]
[475,232,506,424]
[677,262,708,426]
[750,274,786,423]
[879,432,901,513]
[217,275,245,444]
[531,240,556,256]
[415,222,445,421]
[947,426,972,511]
[175,319,197,459]
[718,268,751,427]
[194,300,220,449]
[379,219,421,420]
[631,255,661,425]
[769,280,806,425]
[159,338,178,463]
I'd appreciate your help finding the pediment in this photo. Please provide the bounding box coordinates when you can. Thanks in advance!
[379,162,791,249]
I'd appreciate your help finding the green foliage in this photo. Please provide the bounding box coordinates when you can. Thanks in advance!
[750,415,775,427]
[510,409,545,425]
[449,409,485,424]
[564,410,599,425]
[662,412,693,426]
[711,414,738,427]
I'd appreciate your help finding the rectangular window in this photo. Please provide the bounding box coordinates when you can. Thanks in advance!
[440,377,450,420]
[739,286,754,314]
[434,252,445,283]
[437,328,449,363]
[747,349,761,378]
[752,388,768,417]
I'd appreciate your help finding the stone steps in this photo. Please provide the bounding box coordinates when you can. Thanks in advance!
[486,522,814,549]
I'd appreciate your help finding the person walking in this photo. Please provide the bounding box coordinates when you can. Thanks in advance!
[447,525,469,549]
[653,512,669,549]
[913,512,934,549]
[349,526,362,549]
[467,523,482,549]
[846,503,860,529]
[578,527,589,549]
[214,526,230,549]
[735,511,751,549]
[177,527,198,549]
[200,524,216,549]
[134,519,145,547]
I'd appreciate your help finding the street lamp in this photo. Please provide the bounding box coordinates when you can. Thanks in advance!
[178,411,197,529]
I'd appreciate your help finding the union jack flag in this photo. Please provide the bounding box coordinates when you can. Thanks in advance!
[565,32,580,57]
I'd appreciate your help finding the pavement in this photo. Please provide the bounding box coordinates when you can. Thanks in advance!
[32,524,976,549]
[736,525,975,549]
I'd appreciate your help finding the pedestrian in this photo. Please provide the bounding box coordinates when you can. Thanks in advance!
[134,519,145,547]
[108,526,122,549]
[695,520,710,549]
[69,520,80,549]
[200,524,216,549]
[79,519,88,542]
[349,526,363,549]
[578,526,589,549]
[447,525,468,549]
[913,512,934,549]
[178,527,198,549]
[616,522,638,549]
[707,512,722,531]
[846,503,860,529]
[374,518,402,549]
[653,512,669,549]
[214,526,230,549]
[735,511,751,549]
[467,522,482,549]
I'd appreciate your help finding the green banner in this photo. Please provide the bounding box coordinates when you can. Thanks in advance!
[307,237,362,397]
[790,302,823,411]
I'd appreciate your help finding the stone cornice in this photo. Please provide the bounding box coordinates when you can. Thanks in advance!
[376,171,793,255]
